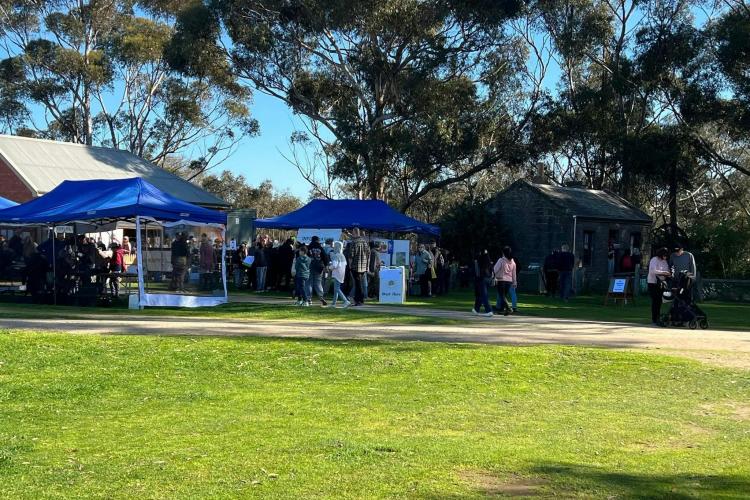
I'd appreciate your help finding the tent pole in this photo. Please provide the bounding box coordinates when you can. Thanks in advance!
[135,216,145,309]
[51,226,57,306]
[221,225,228,303]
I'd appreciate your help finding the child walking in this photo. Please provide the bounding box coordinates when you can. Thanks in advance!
[328,241,351,308]
[293,245,311,306]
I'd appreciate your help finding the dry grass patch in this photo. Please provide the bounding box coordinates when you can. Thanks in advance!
[459,470,548,497]
[700,402,750,421]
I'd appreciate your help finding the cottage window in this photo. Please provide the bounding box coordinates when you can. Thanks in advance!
[583,230,594,266]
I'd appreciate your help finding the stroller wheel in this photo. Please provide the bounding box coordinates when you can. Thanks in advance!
[688,320,698,330]
[699,319,709,330]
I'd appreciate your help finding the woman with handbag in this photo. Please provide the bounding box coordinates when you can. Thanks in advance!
[472,249,493,317]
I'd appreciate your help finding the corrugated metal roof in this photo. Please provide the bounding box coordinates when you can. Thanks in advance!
[527,181,652,222]
[0,135,228,207]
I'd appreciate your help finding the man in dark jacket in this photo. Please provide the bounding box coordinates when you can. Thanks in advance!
[349,228,369,306]
[170,233,189,292]
[307,236,330,306]
[543,250,559,297]
[277,238,295,292]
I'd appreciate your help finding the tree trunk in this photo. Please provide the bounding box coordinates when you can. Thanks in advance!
[668,165,679,241]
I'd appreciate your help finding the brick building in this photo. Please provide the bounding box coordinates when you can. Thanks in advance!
[487,180,652,291]
[0,135,227,208]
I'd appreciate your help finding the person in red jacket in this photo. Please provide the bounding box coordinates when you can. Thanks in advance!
[110,241,125,298]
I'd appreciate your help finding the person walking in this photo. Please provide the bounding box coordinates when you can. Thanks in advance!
[509,254,520,314]
[648,247,672,326]
[493,246,517,316]
[349,228,369,306]
[328,241,351,308]
[307,235,329,306]
[558,244,575,301]
[472,249,493,317]
[415,243,434,298]
[292,245,311,306]
[253,240,269,292]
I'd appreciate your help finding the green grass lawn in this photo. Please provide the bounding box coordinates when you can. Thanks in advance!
[384,289,750,331]
[0,300,458,326]
[1,330,749,498]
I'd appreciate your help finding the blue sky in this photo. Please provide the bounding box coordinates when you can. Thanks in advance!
[220,92,310,199]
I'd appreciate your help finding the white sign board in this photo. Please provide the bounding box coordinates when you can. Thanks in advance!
[379,266,406,304]
[391,240,410,268]
[372,239,410,268]
[297,228,342,246]
[612,278,627,293]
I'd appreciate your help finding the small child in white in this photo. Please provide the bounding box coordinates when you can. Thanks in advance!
[328,241,350,308]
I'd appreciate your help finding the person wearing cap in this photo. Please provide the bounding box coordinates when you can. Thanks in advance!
[670,243,697,277]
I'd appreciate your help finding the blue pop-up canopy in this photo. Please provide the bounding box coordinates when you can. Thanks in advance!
[255,199,440,236]
[0,178,226,225]
[0,195,18,209]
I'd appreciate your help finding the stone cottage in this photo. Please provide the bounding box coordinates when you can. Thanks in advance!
[487,180,653,291]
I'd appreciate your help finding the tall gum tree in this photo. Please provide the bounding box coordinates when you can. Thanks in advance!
[167,0,547,209]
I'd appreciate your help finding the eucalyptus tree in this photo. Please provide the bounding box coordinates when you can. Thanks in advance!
[167,0,546,208]
[0,0,257,175]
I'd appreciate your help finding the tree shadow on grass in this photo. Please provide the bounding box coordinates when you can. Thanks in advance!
[529,462,750,498]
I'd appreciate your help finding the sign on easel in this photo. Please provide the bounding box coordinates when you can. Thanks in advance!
[605,277,633,305]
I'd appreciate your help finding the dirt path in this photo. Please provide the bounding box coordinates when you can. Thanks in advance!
[2,312,750,367]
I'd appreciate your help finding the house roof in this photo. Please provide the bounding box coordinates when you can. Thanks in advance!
[510,180,652,223]
[0,135,228,208]
[0,178,226,225]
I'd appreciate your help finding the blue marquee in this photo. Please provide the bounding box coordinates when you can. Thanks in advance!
[0,178,226,225]
[0,195,18,210]
[255,199,440,236]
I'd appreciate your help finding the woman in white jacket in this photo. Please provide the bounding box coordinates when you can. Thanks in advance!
[328,241,351,308]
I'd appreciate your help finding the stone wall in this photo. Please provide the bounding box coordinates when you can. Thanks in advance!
[487,182,573,269]
[488,183,650,292]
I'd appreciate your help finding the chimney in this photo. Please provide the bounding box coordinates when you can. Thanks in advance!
[532,163,548,184]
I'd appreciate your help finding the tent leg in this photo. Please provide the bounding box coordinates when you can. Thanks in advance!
[135,217,145,310]
[52,227,57,306]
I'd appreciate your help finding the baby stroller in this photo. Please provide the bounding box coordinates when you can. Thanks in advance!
[660,270,709,329]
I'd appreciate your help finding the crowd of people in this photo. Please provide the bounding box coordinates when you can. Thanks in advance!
[229,230,457,307]
[0,230,134,301]
[0,228,230,302]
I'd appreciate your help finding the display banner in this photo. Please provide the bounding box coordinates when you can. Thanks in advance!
[297,228,342,245]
